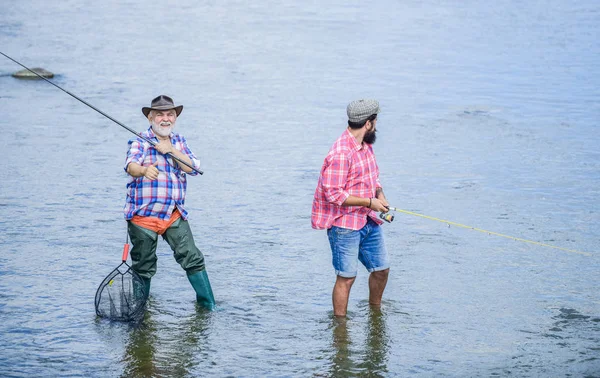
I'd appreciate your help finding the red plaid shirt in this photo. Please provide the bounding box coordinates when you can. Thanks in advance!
[312,129,383,230]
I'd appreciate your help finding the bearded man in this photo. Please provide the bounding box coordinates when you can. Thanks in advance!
[123,95,215,310]
[312,99,390,317]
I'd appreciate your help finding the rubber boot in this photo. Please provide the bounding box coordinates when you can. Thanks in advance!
[187,270,216,311]
[133,276,151,302]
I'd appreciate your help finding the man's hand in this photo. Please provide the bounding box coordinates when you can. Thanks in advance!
[154,139,174,155]
[143,162,160,180]
[370,197,389,212]
[378,197,389,209]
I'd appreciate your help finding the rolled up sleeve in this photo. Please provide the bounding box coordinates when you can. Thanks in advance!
[124,139,146,172]
[178,136,201,176]
[321,153,350,206]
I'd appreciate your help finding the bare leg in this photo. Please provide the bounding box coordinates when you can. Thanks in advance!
[368,268,389,306]
[333,276,356,317]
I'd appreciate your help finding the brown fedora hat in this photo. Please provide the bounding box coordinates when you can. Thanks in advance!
[142,95,183,117]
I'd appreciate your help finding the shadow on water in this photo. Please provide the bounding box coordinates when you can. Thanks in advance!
[326,306,390,377]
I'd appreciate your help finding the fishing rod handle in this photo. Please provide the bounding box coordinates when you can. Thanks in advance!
[142,137,204,175]
[121,243,130,262]
[165,152,204,175]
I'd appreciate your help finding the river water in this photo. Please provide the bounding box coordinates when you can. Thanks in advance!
[1,1,599,377]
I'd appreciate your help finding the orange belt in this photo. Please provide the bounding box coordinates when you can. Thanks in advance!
[131,208,182,235]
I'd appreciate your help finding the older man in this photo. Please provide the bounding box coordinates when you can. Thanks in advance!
[124,95,215,310]
[312,99,390,317]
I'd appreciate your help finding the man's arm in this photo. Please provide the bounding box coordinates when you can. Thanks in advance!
[127,161,159,180]
[342,194,388,212]
[125,139,158,179]
[322,153,388,212]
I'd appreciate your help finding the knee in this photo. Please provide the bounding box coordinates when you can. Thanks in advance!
[371,269,389,280]
[336,276,356,288]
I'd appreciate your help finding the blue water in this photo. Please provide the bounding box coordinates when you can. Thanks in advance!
[0,1,599,376]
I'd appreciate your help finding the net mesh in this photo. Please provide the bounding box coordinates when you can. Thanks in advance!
[95,263,148,322]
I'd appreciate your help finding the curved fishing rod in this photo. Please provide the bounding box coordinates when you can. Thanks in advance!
[1,51,203,175]
[381,206,591,256]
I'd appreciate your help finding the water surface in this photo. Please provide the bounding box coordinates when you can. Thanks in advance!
[0,1,599,376]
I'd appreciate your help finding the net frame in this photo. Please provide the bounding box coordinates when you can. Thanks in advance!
[95,234,149,322]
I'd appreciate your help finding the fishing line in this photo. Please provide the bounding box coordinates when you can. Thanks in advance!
[382,206,591,257]
[1,51,203,175]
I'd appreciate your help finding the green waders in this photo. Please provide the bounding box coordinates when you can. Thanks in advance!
[128,218,216,310]
[187,270,216,311]
[133,276,151,301]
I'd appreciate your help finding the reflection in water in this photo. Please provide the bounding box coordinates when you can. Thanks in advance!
[331,317,353,376]
[121,313,158,377]
[330,307,390,377]
[360,307,390,375]
[120,303,212,377]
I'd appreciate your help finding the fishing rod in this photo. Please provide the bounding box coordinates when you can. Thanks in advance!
[1,51,203,175]
[381,206,591,257]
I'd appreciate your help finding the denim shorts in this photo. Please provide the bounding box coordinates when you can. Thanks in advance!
[327,218,389,278]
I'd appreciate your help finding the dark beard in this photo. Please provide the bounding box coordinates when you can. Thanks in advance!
[363,129,377,145]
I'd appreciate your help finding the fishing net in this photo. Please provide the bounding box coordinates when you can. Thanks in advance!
[95,239,148,322]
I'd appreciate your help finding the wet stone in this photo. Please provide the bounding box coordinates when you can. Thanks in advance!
[12,67,54,79]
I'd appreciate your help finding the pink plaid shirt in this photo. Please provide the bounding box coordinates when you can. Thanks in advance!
[312,129,383,230]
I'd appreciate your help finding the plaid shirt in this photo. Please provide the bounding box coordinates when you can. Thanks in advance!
[312,129,383,230]
[124,127,201,221]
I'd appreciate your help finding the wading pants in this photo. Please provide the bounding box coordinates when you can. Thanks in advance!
[127,218,206,280]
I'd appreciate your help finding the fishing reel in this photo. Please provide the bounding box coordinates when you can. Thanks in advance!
[379,205,400,223]
[379,210,394,223]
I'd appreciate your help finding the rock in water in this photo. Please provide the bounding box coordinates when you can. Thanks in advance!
[12,67,54,79]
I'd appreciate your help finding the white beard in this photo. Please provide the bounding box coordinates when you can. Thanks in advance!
[151,120,174,137]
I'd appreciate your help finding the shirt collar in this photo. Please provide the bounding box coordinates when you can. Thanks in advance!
[344,128,364,151]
